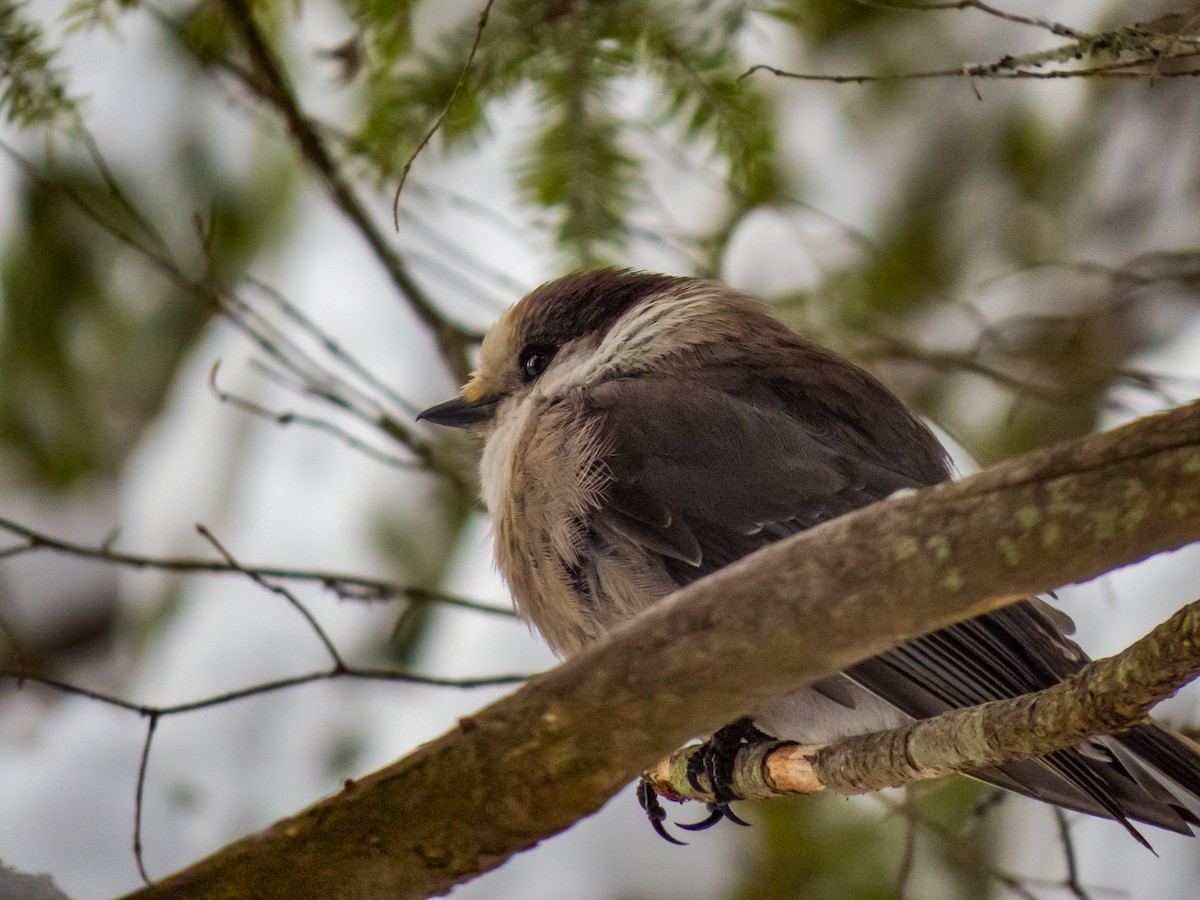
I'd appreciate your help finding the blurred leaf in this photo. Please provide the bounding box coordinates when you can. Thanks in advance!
[0,170,128,484]
[633,3,782,205]
[63,0,141,34]
[736,795,902,900]
[0,1,77,129]
[517,15,640,268]
[758,0,886,44]
[353,0,787,263]
[0,114,298,486]
[356,2,542,175]
[342,0,420,61]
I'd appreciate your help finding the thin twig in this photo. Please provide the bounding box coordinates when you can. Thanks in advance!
[0,669,529,719]
[744,50,1200,86]
[208,361,423,471]
[196,525,347,670]
[133,714,160,885]
[0,514,514,617]
[392,0,497,228]
[879,795,1040,900]
[218,0,474,380]
[2,661,533,885]
[244,276,425,417]
[4,657,530,891]
[1055,808,1092,900]
[895,809,919,898]
[212,291,471,488]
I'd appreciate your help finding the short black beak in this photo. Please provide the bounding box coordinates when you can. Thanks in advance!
[416,395,501,428]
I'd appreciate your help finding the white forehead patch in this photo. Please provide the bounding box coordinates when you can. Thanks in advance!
[533,284,729,396]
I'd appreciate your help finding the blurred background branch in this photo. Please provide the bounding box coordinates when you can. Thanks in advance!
[3,1,1200,897]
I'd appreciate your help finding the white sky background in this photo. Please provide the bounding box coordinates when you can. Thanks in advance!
[2,2,1200,898]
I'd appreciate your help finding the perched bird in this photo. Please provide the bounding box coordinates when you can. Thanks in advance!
[419,268,1200,844]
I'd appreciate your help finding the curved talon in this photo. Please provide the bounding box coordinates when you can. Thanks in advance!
[679,801,752,830]
[649,812,687,845]
[637,777,687,846]
[677,806,725,831]
[720,804,752,827]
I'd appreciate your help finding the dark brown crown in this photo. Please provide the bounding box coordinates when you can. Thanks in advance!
[511,268,683,351]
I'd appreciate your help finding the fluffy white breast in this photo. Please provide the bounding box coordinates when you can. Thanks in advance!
[479,395,533,516]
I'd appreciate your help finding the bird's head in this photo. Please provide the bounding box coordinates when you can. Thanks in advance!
[417,268,743,429]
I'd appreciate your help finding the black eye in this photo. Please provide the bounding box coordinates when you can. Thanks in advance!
[519,344,556,382]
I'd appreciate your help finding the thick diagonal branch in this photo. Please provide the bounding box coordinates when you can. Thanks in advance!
[125,400,1200,900]
[649,597,1200,802]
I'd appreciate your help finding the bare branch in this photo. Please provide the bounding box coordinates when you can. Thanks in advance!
[0,514,514,617]
[195,525,348,670]
[133,715,160,886]
[1054,809,1091,900]
[647,597,1200,800]
[120,400,1200,899]
[391,0,497,227]
[208,361,423,471]
[745,53,1200,87]
[3,663,531,886]
[218,0,475,380]
[744,7,1200,87]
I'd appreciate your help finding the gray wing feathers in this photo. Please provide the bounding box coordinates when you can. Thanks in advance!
[587,377,915,577]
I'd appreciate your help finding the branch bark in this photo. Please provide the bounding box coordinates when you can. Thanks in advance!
[648,597,1200,802]
[123,400,1200,900]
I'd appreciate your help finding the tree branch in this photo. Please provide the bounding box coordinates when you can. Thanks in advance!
[219,0,475,381]
[647,597,1200,802]
[744,7,1200,87]
[122,400,1200,900]
[0,514,511,617]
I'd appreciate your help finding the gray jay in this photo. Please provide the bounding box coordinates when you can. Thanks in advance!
[419,268,1200,844]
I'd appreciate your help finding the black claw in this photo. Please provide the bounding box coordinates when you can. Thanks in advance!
[720,804,752,827]
[637,777,687,845]
[643,719,768,841]
[649,812,688,845]
[677,806,725,832]
[681,718,765,831]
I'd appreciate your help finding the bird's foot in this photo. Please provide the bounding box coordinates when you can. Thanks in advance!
[639,718,768,842]
[680,717,767,830]
[637,776,687,845]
